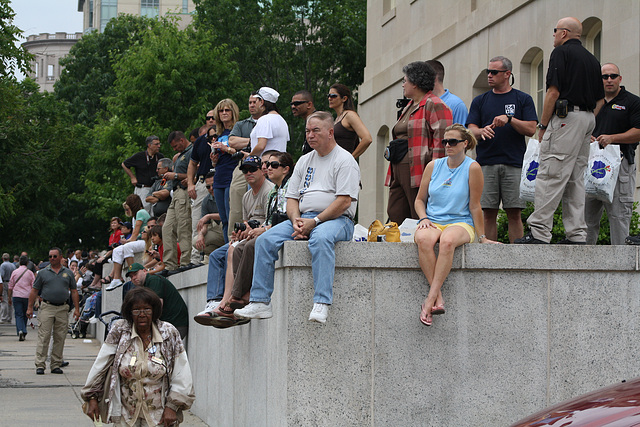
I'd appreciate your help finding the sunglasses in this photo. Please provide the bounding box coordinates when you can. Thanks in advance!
[553,27,571,33]
[49,254,58,259]
[242,167,259,174]
[602,74,620,80]
[219,108,232,113]
[205,184,212,189]
[486,69,508,76]
[131,309,153,316]
[265,161,283,169]
[290,100,309,107]
[442,139,465,146]
[327,93,339,99]
[205,115,215,121]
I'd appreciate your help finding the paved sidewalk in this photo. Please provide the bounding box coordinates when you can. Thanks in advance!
[0,321,207,426]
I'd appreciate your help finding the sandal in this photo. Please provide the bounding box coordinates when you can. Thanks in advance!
[229,296,249,310]
[100,275,113,285]
[213,304,235,318]
[193,311,220,326]
[420,304,433,326]
[431,305,445,315]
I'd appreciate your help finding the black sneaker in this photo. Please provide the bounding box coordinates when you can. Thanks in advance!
[36,368,44,375]
[626,235,640,245]
[18,331,25,341]
[61,361,69,367]
[514,233,548,244]
[51,368,64,374]
[557,238,586,245]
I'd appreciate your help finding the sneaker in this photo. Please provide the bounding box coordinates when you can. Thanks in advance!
[196,300,220,317]
[234,302,273,319]
[105,278,124,291]
[308,303,329,324]
[18,331,25,341]
[626,235,640,245]
[50,368,64,374]
[514,233,548,244]
[36,368,44,375]
[88,316,98,324]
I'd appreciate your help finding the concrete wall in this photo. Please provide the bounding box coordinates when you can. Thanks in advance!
[96,241,640,426]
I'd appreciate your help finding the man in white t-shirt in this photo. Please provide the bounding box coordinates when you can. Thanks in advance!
[249,87,290,155]
[235,111,360,324]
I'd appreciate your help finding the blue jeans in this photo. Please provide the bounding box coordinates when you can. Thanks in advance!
[207,243,229,301]
[13,297,28,335]
[250,213,354,305]
[214,187,231,243]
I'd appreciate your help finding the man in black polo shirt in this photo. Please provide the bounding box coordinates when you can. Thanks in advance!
[126,263,189,339]
[517,17,604,244]
[581,64,640,245]
[122,136,164,213]
[26,247,79,375]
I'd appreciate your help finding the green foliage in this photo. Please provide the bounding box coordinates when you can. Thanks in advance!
[495,202,640,244]
[0,0,33,78]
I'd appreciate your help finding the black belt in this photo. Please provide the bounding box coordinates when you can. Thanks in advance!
[43,300,67,306]
[568,104,592,112]
[135,184,152,188]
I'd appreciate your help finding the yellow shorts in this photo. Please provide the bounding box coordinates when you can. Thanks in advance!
[433,222,476,243]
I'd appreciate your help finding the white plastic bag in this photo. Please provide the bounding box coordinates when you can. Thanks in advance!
[399,218,419,242]
[519,139,540,202]
[585,141,621,203]
[352,224,369,242]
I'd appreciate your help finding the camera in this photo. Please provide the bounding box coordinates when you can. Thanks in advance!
[234,219,261,232]
[230,144,251,161]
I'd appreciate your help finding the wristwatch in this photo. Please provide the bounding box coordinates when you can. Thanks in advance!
[506,113,514,123]
[537,123,547,130]
[313,216,322,226]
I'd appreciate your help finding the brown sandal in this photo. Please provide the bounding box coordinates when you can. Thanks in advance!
[228,297,249,310]
[213,304,235,318]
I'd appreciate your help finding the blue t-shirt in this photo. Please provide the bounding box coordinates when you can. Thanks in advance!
[440,89,469,127]
[427,156,475,227]
[212,129,236,189]
[466,89,538,167]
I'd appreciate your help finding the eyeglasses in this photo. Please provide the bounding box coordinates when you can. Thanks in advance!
[49,255,58,259]
[553,27,571,33]
[486,69,508,76]
[219,108,232,113]
[290,100,309,107]
[205,115,215,121]
[265,161,282,169]
[442,139,465,146]
[602,74,620,80]
[205,184,212,189]
[242,167,259,174]
[327,93,339,99]
[131,308,153,316]
[142,230,148,233]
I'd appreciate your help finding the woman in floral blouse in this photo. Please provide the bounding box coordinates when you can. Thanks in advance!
[82,287,194,426]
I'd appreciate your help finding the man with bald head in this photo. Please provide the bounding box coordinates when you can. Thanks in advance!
[517,17,604,244]
[582,63,640,245]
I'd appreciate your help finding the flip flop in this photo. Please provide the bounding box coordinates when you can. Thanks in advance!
[420,304,432,326]
[432,305,445,315]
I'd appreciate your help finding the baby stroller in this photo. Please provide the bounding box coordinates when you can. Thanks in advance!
[69,290,99,339]
[98,310,122,340]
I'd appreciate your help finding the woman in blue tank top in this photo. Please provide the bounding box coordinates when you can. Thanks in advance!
[414,124,497,326]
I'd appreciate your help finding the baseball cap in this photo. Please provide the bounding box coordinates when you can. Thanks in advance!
[239,155,262,172]
[255,87,279,103]
[126,263,145,277]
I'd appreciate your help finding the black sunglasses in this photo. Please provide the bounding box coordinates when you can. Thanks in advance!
[49,254,58,259]
[205,115,215,121]
[442,139,465,146]
[205,184,212,189]
[290,100,309,107]
[553,27,571,33]
[486,69,508,76]
[265,161,282,169]
[602,74,620,80]
[242,167,259,174]
[327,93,339,99]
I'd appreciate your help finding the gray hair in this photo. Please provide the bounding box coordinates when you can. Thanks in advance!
[158,158,173,170]
[490,56,512,72]
[307,111,334,129]
[403,61,435,93]
[145,135,160,146]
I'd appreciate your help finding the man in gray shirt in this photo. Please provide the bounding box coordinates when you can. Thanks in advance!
[0,253,16,323]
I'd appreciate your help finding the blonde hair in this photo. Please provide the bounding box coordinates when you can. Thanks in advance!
[445,123,477,151]
[214,99,240,132]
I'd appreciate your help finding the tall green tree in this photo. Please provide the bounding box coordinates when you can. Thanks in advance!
[0,0,32,78]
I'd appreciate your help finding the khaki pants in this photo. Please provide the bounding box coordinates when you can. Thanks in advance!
[204,222,226,259]
[227,166,247,241]
[190,179,209,264]
[35,301,69,370]
[528,111,596,242]
[163,187,192,269]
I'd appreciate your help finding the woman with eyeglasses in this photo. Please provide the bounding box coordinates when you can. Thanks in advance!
[328,83,372,158]
[207,151,295,323]
[386,61,454,224]
[414,124,497,327]
[82,287,194,426]
[208,99,240,242]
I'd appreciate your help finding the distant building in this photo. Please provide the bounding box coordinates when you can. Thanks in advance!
[22,32,83,92]
[77,0,196,33]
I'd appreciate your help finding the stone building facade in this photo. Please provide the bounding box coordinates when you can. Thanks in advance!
[357,0,640,226]
[22,32,83,92]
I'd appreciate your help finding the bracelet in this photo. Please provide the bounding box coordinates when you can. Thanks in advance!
[417,217,428,224]
[478,234,486,242]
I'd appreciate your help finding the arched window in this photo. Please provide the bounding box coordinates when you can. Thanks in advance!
[582,17,602,62]
[472,70,489,99]
[520,47,544,120]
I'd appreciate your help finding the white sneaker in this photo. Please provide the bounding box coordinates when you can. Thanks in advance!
[105,278,123,291]
[234,302,273,319]
[308,303,329,324]
[88,316,98,324]
[196,300,220,317]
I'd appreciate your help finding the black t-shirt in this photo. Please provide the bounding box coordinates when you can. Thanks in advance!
[190,133,214,177]
[593,87,640,164]
[546,39,604,110]
[123,150,165,186]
